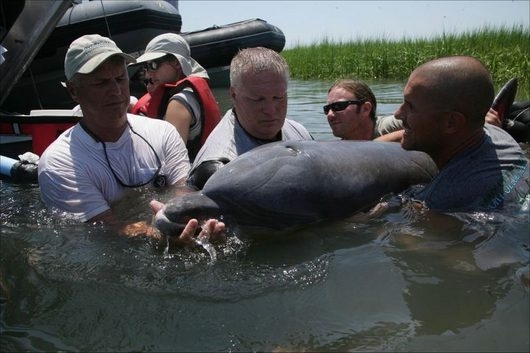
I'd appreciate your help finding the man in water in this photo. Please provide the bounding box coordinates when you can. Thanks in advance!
[324,79,402,140]
[187,47,313,189]
[394,55,529,211]
[38,34,224,244]
[324,78,525,143]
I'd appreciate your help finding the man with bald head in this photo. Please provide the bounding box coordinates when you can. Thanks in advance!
[395,55,528,212]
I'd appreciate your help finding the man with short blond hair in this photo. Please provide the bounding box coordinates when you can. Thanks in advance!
[395,55,528,211]
[188,47,313,189]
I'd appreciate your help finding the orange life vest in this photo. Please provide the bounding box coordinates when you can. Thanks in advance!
[131,76,221,159]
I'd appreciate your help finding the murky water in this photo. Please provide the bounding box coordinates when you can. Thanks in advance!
[1,80,529,352]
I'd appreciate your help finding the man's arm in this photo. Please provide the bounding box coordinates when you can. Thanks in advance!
[374,130,404,142]
[89,203,225,246]
[187,158,230,189]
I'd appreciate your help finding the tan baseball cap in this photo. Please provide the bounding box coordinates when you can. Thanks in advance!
[64,34,136,80]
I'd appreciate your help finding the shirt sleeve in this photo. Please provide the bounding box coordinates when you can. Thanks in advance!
[374,115,404,137]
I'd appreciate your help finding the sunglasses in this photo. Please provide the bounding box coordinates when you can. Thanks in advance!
[143,56,170,71]
[323,100,366,114]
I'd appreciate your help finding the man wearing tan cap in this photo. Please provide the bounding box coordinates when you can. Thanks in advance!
[38,34,224,245]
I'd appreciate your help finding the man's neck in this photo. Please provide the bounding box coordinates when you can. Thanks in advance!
[436,128,485,169]
[233,108,282,143]
[80,117,128,143]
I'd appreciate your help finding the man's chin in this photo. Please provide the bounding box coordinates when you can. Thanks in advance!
[397,129,410,148]
[105,104,128,116]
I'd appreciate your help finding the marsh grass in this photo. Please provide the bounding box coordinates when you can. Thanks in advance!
[282,26,529,100]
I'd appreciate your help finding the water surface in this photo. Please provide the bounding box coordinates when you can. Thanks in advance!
[1,80,528,352]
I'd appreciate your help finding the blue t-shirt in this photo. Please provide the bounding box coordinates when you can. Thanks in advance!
[410,124,529,212]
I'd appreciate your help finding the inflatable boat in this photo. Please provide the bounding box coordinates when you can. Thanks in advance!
[1,0,285,114]
[0,0,285,170]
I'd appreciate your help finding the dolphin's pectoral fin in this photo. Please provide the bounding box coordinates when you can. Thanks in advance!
[188,158,230,189]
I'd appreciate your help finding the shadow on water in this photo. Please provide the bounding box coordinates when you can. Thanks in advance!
[1,80,529,352]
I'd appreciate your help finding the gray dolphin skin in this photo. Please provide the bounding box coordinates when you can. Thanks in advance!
[154,141,438,236]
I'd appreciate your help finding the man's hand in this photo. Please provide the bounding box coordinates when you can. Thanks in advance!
[150,199,226,248]
[122,221,162,240]
[485,108,502,127]
[168,218,226,247]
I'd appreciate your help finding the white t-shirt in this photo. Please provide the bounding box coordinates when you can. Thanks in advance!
[38,114,190,221]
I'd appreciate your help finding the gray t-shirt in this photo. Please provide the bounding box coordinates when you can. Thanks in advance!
[189,108,313,187]
[408,124,529,211]
[170,87,201,140]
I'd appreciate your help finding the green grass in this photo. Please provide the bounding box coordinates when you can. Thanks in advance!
[282,26,529,101]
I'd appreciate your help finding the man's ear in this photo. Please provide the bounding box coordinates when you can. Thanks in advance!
[444,111,466,134]
[361,101,372,116]
[65,82,80,103]
[229,86,236,100]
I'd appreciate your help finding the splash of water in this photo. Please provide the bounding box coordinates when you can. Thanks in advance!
[195,236,217,264]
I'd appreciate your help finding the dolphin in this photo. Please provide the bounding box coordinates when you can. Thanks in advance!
[152,140,438,236]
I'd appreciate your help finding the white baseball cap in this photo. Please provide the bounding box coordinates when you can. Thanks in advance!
[64,34,136,80]
[135,33,208,78]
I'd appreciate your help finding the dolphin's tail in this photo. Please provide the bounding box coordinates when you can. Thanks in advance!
[492,77,518,128]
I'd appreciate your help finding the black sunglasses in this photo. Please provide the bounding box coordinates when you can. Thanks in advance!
[143,56,170,71]
[323,100,366,114]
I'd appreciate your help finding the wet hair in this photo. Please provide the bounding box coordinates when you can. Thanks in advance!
[328,79,377,122]
[413,56,494,126]
[230,47,289,88]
